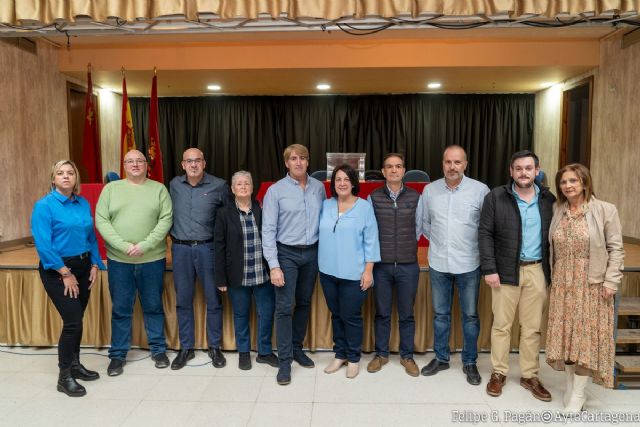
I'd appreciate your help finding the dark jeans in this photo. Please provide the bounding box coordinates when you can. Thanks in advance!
[228,283,275,355]
[319,272,368,363]
[172,242,222,349]
[372,262,420,359]
[107,258,167,360]
[274,243,318,366]
[39,257,92,369]
[430,267,481,365]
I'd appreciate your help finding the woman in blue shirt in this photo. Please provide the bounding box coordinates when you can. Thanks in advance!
[31,160,106,397]
[318,164,381,379]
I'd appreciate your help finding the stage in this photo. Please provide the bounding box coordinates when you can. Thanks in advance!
[1,243,639,351]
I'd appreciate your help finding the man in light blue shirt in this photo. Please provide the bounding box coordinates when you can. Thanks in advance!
[513,185,542,261]
[421,145,489,385]
[262,144,326,385]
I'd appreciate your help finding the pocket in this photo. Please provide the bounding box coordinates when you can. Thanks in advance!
[452,202,480,224]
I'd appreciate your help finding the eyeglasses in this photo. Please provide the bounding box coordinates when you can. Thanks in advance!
[183,158,203,165]
[124,159,147,165]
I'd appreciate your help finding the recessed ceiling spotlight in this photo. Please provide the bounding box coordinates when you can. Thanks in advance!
[207,84,221,91]
[427,82,442,89]
[316,83,331,90]
[539,82,555,88]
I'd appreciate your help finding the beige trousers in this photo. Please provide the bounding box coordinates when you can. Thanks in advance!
[490,264,547,379]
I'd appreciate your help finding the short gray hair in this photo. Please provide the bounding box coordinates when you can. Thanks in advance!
[231,170,253,186]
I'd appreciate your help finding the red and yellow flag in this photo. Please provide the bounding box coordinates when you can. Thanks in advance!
[147,71,164,182]
[81,64,102,182]
[119,73,136,177]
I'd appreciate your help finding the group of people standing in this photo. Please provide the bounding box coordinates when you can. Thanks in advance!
[32,143,624,418]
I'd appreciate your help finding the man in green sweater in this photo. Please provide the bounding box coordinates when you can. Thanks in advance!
[96,149,173,377]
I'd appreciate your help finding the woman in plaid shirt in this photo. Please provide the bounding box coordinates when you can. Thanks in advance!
[215,171,278,370]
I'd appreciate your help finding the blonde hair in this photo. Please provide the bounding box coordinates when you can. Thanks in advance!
[50,160,81,194]
[555,163,594,205]
[283,144,309,163]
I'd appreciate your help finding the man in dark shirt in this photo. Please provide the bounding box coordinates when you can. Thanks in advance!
[169,148,231,370]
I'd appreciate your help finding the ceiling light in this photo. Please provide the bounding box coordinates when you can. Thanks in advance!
[427,82,442,89]
[539,82,555,89]
[316,83,331,90]
[207,84,221,91]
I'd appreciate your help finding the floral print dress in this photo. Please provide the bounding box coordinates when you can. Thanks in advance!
[545,206,615,387]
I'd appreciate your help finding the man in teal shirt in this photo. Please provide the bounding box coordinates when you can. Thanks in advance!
[96,149,173,377]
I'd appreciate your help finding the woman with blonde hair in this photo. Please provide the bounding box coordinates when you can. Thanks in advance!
[31,160,105,397]
[545,163,624,415]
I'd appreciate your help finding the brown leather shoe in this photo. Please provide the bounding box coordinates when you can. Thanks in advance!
[486,372,506,397]
[366,355,389,373]
[520,377,552,402]
[400,358,420,377]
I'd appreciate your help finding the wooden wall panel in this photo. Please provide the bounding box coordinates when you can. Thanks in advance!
[534,84,562,194]
[98,90,122,177]
[591,31,640,240]
[0,40,69,242]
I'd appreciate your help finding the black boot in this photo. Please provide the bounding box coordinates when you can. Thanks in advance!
[57,367,87,397]
[71,353,100,381]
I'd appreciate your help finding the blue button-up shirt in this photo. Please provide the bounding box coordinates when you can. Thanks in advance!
[169,173,230,241]
[512,183,542,261]
[422,176,489,274]
[262,174,325,269]
[31,190,106,270]
[318,197,381,280]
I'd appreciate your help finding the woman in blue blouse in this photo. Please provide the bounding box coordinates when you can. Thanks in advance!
[319,164,381,379]
[31,160,106,397]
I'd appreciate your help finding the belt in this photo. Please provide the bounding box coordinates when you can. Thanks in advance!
[277,242,318,250]
[172,238,213,246]
[62,252,90,262]
[520,259,542,266]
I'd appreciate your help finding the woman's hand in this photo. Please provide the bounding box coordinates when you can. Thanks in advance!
[218,286,228,292]
[88,265,99,289]
[360,270,373,291]
[62,274,79,298]
[601,286,616,299]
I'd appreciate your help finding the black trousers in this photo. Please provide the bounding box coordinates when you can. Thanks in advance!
[38,257,92,369]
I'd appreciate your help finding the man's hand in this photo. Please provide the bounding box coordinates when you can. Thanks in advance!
[484,273,501,288]
[126,243,144,257]
[270,267,285,287]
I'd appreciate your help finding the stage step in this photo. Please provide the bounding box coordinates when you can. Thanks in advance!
[619,297,640,316]
[616,356,640,374]
[616,329,640,344]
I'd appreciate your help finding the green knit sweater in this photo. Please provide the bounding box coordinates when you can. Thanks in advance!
[95,179,173,263]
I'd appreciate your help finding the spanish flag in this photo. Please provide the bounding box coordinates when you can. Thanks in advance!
[119,72,136,177]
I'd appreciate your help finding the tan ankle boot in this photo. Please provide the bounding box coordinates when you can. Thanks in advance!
[346,362,360,379]
[324,358,347,374]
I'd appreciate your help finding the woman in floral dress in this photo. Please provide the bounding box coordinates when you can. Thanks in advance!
[546,163,624,416]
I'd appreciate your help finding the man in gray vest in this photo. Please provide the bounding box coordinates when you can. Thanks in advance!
[367,153,423,377]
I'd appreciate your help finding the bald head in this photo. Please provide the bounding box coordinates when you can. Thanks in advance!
[181,148,206,184]
[123,149,148,182]
[443,145,467,162]
[442,145,468,187]
[183,148,204,161]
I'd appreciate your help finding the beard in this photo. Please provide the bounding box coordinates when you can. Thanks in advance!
[513,177,534,189]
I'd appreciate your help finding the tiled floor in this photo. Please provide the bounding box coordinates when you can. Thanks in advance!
[0,347,637,427]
